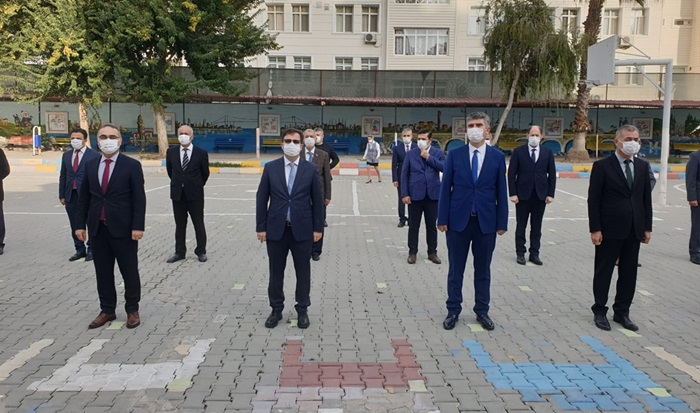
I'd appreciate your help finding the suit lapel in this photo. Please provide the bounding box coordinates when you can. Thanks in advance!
[609,155,630,192]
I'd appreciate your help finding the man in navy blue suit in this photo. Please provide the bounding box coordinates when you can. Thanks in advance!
[507,125,556,266]
[401,130,445,265]
[392,128,416,227]
[256,128,324,329]
[59,128,100,262]
[76,124,146,330]
[438,112,508,331]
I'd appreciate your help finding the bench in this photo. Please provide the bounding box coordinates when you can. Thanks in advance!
[6,135,33,150]
[497,141,525,153]
[214,136,245,153]
[262,138,279,153]
[586,140,615,153]
[329,140,350,154]
[672,142,700,156]
[49,137,71,151]
[168,137,179,146]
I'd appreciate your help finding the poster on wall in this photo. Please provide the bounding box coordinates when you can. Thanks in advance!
[452,117,466,138]
[632,118,653,139]
[259,114,281,136]
[46,112,69,134]
[543,117,564,139]
[361,116,382,137]
[164,112,176,134]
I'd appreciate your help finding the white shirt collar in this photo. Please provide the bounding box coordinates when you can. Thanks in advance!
[284,157,300,167]
[181,144,193,151]
[100,153,119,163]
[468,143,486,155]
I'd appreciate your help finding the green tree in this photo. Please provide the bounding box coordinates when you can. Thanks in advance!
[567,0,645,162]
[96,0,278,156]
[483,0,579,144]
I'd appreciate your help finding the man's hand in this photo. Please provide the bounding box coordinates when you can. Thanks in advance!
[438,225,447,232]
[497,230,506,236]
[690,200,699,207]
[257,232,267,243]
[75,229,87,242]
[402,196,411,205]
[313,232,322,242]
[393,181,399,188]
[324,199,331,206]
[420,149,429,159]
[131,230,144,241]
[509,196,519,204]
[591,231,603,246]
[642,231,652,244]
[545,196,554,204]
[59,198,65,206]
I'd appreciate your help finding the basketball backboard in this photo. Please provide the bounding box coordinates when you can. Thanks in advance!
[587,35,618,87]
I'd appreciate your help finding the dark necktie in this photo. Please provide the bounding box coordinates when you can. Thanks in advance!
[182,148,189,170]
[406,144,410,153]
[471,150,479,214]
[287,163,296,221]
[307,151,313,163]
[624,159,633,189]
[531,148,537,163]
[72,150,80,189]
[100,159,112,221]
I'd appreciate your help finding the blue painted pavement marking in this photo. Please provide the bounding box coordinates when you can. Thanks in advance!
[461,336,690,411]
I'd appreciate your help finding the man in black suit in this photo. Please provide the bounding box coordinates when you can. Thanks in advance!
[588,124,652,332]
[76,123,147,330]
[314,128,339,169]
[508,125,556,265]
[256,129,323,329]
[0,147,9,255]
[165,125,210,263]
[686,149,700,265]
[59,128,100,262]
[392,128,416,227]
[303,129,332,261]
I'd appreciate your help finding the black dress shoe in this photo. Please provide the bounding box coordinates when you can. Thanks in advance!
[476,314,495,330]
[613,314,639,331]
[297,311,310,329]
[443,314,458,330]
[85,253,93,262]
[324,220,328,227]
[166,254,185,263]
[69,251,87,262]
[197,254,207,262]
[407,254,416,264]
[428,253,441,264]
[691,256,700,265]
[397,221,405,228]
[311,253,320,261]
[528,255,543,265]
[516,255,526,265]
[265,311,283,328]
[0,246,4,255]
[594,314,611,331]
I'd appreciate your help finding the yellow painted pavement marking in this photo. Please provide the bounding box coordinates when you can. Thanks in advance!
[376,283,387,289]
[467,324,485,332]
[231,284,245,290]
[647,388,671,397]
[290,320,298,328]
[408,380,428,392]
[366,239,374,242]
[638,289,654,296]
[618,329,641,337]
[0,339,54,381]
[106,321,125,330]
[518,286,533,292]
[167,379,192,392]
[646,346,700,384]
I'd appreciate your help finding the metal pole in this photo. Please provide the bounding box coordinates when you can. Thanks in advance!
[658,62,672,206]
[255,127,260,160]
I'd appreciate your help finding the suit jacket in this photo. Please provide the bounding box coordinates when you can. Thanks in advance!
[587,153,652,240]
[76,154,147,238]
[306,149,332,201]
[59,147,100,202]
[256,157,324,242]
[400,146,445,201]
[507,144,556,201]
[315,142,339,169]
[438,144,508,234]
[165,144,210,201]
[686,149,700,202]
[0,148,9,202]
[392,142,417,183]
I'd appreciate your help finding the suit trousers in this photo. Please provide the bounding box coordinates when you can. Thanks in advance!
[312,205,326,256]
[0,200,5,246]
[592,229,641,317]
[92,222,141,314]
[690,206,700,259]
[65,189,90,254]
[446,216,497,317]
[407,199,438,255]
[396,182,407,223]
[172,195,206,255]
[266,226,312,313]
[514,191,546,256]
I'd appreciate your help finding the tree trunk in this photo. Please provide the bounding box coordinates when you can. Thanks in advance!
[153,104,168,158]
[492,67,520,145]
[78,101,91,148]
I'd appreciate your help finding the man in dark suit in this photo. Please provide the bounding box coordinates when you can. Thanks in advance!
[59,128,100,262]
[401,130,445,265]
[76,123,147,330]
[588,124,652,332]
[303,129,332,261]
[314,128,337,228]
[165,125,210,263]
[256,129,324,329]
[438,112,508,331]
[685,149,700,264]
[392,128,416,227]
[0,147,9,255]
[508,125,556,266]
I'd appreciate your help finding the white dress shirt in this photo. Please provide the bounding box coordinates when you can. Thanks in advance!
[529,145,539,163]
[179,143,194,166]
[284,157,300,187]
[98,153,120,186]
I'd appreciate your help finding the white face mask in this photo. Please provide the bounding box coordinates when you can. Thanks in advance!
[283,142,302,157]
[467,128,485,144]
[304,137,316,148]
[178,134,191,145]
[528,136,541,147]
[315,136,322,144]
[402,137,412,144]
[71,139,84,150]
[417,140,429,150]
[621,141,640,156]
[99,139,119,155]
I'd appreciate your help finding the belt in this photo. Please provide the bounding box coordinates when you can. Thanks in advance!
[286,221,292,227]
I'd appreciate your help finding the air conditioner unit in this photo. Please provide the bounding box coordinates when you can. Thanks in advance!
[364,33,378,44]
[592,95,602,100]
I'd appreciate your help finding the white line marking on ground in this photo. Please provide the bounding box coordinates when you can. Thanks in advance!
[352,181,360,216]
[674,184,686,193]
[0,339,54,381]
[145,184,169,193]
[646,346,700,384]
[556,189,586,200]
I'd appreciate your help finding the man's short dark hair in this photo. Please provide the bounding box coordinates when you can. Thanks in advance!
[282,128,303,140]
[70,128,88,140]
[417,129,432,139]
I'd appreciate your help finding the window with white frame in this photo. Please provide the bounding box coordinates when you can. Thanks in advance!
[561,9,579,33]
[268,56,286,68]
[362,6,379,32]
[630,9,647,35]
[292,5,310,32]
[602,9,619,35]
[622,67,643,86]
[335,57,353,70]
[467,57,486,84]
[336,5,353,33]
[293,56,312,82]
[361,57,379,70]
[467,7,486,36]
[267,5,284,32]
[396,0,449,3]
[394,28,448,56]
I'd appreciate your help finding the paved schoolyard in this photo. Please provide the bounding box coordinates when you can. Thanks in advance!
[0,161,698,413]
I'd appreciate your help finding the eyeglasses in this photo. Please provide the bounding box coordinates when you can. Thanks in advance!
[98,135,120,140]
[283,139,301,144]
